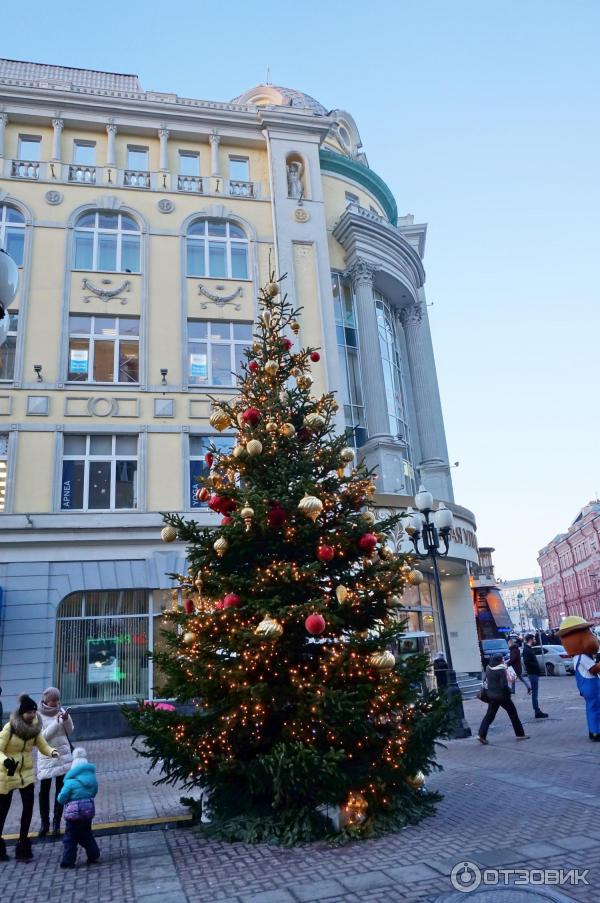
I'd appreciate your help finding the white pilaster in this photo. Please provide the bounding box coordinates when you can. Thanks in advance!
[0,113,7,158]
[158,126,169,172]
[106,121,117,167]
[209,130,220,176]
[51,117,64,162]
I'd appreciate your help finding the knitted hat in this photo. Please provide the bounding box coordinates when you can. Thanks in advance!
[72,747,88,763]
[41,686,61,702]
[18,693,37,715]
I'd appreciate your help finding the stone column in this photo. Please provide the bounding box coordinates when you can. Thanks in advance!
[51,117,64,161]
[158,126,169,171]
[347,258,391,439]
[209,130,221,176]
[106,121,117,166]
[0,113,7,158]
[400,295,453,501]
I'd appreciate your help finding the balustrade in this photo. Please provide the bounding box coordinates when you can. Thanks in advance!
[177,174,204,193]
[124,170,150,188]
[11,159,39,179]
[229,180,255,198]
[69,165,96,184]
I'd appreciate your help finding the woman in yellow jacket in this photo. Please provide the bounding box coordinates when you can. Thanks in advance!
[0,693,58,862]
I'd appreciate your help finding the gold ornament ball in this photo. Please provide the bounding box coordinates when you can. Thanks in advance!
[369,650,396,672]
[266,421,278,433]
[406,771,426,789]
[261,310,272,327]
[380,546,394,560]
[240,504,255,520]
[183,631,196,645]
[361,510,376,527]
[340,447,355,464]
[255,614,284,640]
[290,320,300,334]
[303,413,326,430]
[265,281,280,298]
[246,438,263,457]
[297,493,323,523]
[335,584,349,603]
[264,359,279,375]
[209,408,231,432]
[280,422,296,438]
[161,525,177,543]
[407,569,424,586]
[233,445,246,459]
[213,537,229,557]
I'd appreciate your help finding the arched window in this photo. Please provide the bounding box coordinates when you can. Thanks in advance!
[0,204,26,266]
[73,211,141,273]
[186,219,248,279]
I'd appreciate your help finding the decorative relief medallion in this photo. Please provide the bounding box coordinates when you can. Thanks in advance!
[198,283,243,310]
[294,207,310,223]
[45,190,63,205]
[82,278,131,304]
[87,397,116,417]
[157,198,175,214]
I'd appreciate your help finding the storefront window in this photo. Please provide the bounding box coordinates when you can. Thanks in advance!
[55,590,170,705]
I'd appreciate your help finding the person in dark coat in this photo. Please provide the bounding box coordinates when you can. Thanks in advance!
[477,655,529,744]
[522,635,549,718]
[508,638,531,695]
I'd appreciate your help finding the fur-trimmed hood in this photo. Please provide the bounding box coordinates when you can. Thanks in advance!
[9,711,42,740]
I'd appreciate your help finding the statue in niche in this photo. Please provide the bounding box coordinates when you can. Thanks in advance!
[286,160,304,199]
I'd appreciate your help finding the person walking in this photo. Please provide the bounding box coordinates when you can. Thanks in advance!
[522,634,549,719]
[0,694,58,862]
[508,638,531,695]
[37,686,74,838]
[57,747,100,868]
[477,654,530,744]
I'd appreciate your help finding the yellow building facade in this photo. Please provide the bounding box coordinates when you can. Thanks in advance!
[0,61,479,731]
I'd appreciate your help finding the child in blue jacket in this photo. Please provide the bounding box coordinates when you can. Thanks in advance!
[57,747,100,868]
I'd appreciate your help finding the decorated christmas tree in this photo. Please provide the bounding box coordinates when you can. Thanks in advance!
[126,276,448,844]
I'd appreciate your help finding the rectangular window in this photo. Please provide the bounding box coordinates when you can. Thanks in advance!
[67,315,139,383]
[187,320,252,387]
[127,146,149,170]
[61,434,138,511]
[345,191,359,207]
[179,152,199,176]
[229,156,249,181]
[189,435,235,508]
[18,135,41,161]
[73,141,96,165]
[0,311,18,380]
[0,433,8,511]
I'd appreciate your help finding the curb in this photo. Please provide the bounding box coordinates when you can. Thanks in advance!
[4,813,194,843]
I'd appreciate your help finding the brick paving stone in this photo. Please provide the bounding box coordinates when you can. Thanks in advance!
[239,891,297,903]
[383,863,442,883]
[515,842,567,860]
[290,878,347,901]
[471,847,527,867]
[339,869,394,892]
[552,834,600,852]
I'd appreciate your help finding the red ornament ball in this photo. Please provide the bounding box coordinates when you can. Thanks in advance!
[208,495,237,515]
[305,613,326,635]
[267,502,288,527]
[281,337,293,351]
[310,351,321,362]
[196,487,210,502]
[248,360,259,373]
[183,598,195,614]
[214,600,225,611]
[204,452,214,467]
[223,592,241,609]
[358,532,378,553]
[316,544,335,562]
[220,515,232,526]
[242,407,261,427]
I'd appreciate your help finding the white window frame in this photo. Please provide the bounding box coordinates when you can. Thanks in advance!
[127,145,149,170]
[179,151,199,176]
[332,272,366,448]
[229,155,250,181]
[61,434,138,512]
[18,135,41,161]
[73,140,96,165]
[0,310,18,381]
[67,315,140,384]
[73,211,141,273]
[0,204,26,266]
[187,319,252,387]
[0,433,8,512]
[345,191,360,207]
[186,219,249,279]
[189,434,236,509]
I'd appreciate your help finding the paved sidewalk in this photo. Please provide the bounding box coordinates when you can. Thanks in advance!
[2,677,599,902]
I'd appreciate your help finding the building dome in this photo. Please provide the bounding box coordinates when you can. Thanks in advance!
[231,84,328,116]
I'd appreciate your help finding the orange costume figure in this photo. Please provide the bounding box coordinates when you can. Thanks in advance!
[558,616,600,741]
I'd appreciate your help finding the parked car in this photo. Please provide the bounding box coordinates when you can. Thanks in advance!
[532,644,574,676]
[480,638,510,667]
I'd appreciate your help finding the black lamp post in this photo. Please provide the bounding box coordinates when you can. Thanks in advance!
[406,486,472,739]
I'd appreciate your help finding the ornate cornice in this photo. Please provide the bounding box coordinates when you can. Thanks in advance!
[345,258,378,287]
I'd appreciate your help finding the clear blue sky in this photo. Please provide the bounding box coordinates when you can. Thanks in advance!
[3,1,599,578]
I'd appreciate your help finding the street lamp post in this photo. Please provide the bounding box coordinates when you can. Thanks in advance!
[406,486,472,739]
[516,592,525,633]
